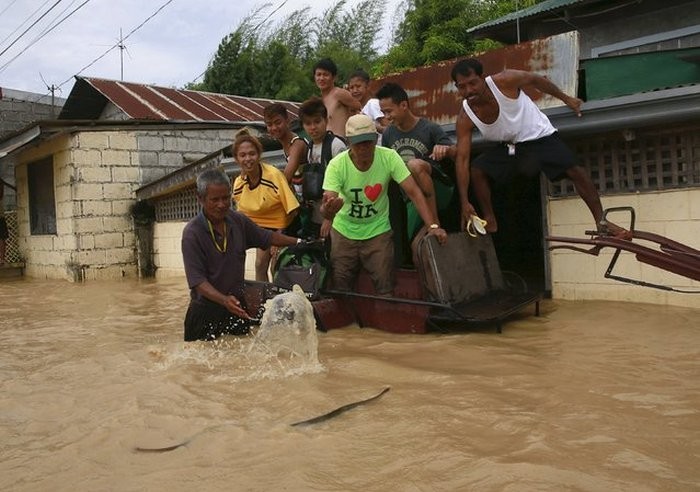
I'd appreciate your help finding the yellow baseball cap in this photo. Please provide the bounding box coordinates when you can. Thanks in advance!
[345,114,378,144]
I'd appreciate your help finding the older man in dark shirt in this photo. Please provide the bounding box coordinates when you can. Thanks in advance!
[181,169,300,341]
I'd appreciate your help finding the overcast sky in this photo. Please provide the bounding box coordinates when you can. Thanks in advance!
[0,0,400,98]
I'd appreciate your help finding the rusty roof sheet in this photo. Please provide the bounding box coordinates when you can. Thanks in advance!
[59,76,301,122]
[372,32,579,125]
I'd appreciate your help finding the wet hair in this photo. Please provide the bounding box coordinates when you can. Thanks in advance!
[232,128,263,156]
[348,68,370,83]
[451,58,483,81]
[313,58,337,77]
[376,82,409,105]
[263,103,288,121]
[196,169,230,198]
[298,96,328,121]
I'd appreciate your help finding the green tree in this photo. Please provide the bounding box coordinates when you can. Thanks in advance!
[190,0,548,96]
[377,0,547,75]
[379,0,481,74]
[194,1,385,101]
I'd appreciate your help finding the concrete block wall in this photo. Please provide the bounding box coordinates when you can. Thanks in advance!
[0,87,64,139]
[137,129,239,185]
[548,189,700,309]
[14,131,140,280]
[16,135,78,280]
[67,131,140,280]
[153,220,257,281]
[1,88,65,208]
[12,126,242,281]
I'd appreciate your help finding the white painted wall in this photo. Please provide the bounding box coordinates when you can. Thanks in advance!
[153,220,257,281]
[548,189,700,309]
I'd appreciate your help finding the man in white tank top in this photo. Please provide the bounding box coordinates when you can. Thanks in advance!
[451,58,627,237]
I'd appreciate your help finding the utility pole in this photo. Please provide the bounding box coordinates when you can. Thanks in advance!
[40,73,59,118]
[49,84,56,117]
[118,28,125,80]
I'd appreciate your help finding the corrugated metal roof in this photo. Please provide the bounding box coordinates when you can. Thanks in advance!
[468,0,594,34]
[59,76,301,122]
[372,32,579,125]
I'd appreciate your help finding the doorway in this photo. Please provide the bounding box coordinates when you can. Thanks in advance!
[486,172,547,293]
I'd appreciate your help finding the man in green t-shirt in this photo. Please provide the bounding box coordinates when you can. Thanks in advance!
[321,114,447,295]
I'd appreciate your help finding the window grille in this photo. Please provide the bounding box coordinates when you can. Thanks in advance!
[154,186,199,222]
[3,211,23,264]
[549,126,700,197]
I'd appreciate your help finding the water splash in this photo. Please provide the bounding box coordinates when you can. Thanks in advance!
[253,285,320,363]
[149,286,324,380]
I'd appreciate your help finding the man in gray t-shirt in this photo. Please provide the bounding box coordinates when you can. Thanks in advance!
[382,117,453,165]
[377,82,456,237]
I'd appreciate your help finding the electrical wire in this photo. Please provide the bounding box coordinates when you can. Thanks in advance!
[56,0,177,88]
[33,0,78,40]
[0,0,63,59]
[0,0,91,74]
[0,0,52,48]
[0,0,21,19]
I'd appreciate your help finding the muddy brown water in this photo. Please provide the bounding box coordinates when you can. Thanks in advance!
[1,278,699,491]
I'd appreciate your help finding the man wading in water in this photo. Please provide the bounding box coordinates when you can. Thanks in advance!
[181,169,302,341]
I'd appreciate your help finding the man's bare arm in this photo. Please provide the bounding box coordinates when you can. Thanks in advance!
[336,87,362,113]
[455,109,476,229]
[430,144,458,161]
[195,281,250,318]
[283,138,307,182]
[498,69,583,116]
[399,176,447,245]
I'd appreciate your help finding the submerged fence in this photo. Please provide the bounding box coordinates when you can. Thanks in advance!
[3,211,22,264]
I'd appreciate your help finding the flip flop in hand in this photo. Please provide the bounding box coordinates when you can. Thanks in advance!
[466,215,488,238]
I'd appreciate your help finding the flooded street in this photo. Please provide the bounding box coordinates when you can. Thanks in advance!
[1,278,699,491]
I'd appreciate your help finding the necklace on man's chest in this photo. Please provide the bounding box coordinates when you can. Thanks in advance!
[206,219,227,253]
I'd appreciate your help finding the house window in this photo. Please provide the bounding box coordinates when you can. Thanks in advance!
[27,156,57,235]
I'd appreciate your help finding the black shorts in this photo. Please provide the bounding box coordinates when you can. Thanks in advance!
[184,297,252,341]
[0,217,8,240]
[472,132,576,184]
